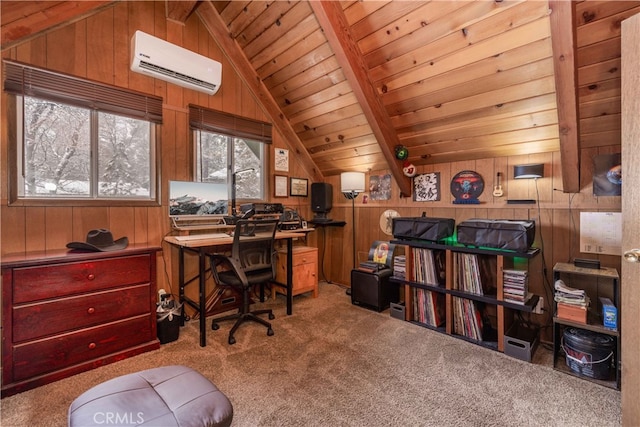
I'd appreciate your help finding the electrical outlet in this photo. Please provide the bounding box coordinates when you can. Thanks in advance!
[533,296,544,314]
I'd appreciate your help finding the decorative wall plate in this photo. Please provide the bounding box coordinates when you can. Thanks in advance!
[451,170,484,204]
[379,209,400,235]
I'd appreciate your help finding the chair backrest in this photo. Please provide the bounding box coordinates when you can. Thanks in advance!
[230,219,279,275]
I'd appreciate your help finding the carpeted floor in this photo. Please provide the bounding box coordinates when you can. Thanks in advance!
[1,281,621,426]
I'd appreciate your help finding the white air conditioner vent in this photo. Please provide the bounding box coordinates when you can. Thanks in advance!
[131,30,221,95]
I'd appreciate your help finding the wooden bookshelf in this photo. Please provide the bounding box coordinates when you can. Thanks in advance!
[390,240,540,353]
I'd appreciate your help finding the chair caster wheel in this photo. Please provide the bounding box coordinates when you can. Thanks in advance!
[212,323,220,330]
[269,313,275,320]
[267,328,274,336]
[228,336,236,345]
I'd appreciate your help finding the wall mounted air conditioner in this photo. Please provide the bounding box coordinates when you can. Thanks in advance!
[130,30,221,95]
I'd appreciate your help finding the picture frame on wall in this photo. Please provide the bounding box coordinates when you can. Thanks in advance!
[290,177,308,197]
[274,148,289,172]
[369,173,392,200]
[274,175,288,197]
[413,172,441,202]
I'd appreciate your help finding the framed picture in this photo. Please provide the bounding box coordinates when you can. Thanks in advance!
[413,172,441,202]
[274,175,288,197]
[290,177,308,197]
[369,173,392,200]
[593,153,621,196]
[274,148,289,172]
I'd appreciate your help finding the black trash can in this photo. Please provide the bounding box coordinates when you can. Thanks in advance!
[157,300,182,344]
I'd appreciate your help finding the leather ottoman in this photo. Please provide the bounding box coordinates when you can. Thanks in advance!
[68,365,233,427]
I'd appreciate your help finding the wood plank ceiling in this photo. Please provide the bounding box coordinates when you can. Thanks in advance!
[2,1,639,194]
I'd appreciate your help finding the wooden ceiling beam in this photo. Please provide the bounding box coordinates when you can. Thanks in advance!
[1,1,115,50]
[549,0,580,193]
[165,1,199,24]
[196,1,323,183]
[309,1,411,197]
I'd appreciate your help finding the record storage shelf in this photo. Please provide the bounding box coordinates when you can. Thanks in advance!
[390,239,540,352]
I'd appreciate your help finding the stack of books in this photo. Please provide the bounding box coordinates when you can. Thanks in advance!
[393,255,406,280]
[554,279,589,323]
[503,269,531,305]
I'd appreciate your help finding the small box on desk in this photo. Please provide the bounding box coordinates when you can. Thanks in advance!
[599,297,617,330]
[557,302,587,324]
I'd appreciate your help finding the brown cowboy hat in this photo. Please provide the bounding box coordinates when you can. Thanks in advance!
[66,229,128,252]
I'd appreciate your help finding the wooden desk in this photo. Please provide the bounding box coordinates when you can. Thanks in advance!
[164,230,311,347]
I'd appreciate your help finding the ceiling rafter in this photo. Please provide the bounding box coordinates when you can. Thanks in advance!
[549,0,580,193]
[309,1,411,197]
[196,1,323,183]
[165,1,198,24]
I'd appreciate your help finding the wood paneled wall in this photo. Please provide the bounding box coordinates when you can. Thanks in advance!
[0,2,622,336]
[319,149,621,335]
[0,2,315,296]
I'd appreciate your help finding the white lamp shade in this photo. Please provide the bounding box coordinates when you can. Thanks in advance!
[340,172,366,193]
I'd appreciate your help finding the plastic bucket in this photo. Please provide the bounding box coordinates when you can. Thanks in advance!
[562,327,615,380]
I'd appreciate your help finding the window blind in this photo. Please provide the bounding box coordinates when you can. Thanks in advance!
[3,60,163,123]
[188,104,272,144]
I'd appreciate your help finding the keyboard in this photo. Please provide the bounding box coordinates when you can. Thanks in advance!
[173,233,230,242]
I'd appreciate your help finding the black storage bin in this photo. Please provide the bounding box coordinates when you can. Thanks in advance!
[157,301,182,344]
[351,268,396,312]
[457,219,535,252]
[392,217,455,242]
[563,327,615,380]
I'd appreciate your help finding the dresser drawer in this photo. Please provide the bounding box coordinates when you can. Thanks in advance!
[12,254,151,304]
[12,284,152,342]
[11,315,153,382]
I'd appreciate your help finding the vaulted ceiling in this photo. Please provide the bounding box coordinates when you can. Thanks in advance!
[3,1,639,195]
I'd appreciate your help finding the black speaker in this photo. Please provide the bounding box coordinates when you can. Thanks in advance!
[311,182,332,214]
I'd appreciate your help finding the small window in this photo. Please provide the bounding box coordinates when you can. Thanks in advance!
[190,105,271,201]
[4,60,162,205]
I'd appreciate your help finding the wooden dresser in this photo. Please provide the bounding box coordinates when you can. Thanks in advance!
[1,245,161,397]
[273,246,318,299]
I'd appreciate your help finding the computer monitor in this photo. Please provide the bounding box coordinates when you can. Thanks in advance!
[169,180,228,219]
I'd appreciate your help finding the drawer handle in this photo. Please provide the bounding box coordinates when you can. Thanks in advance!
[87,274,95,281]
[87,307,95,314]
[88,342,96,350]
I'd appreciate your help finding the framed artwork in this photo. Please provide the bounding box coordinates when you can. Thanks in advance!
[413,172,441,202]
[275,148,289,172]
[369,174,392,200]
[290,177,308,197]
[451,170,483,204]
[593,153,621,196]
[274,175,288,197]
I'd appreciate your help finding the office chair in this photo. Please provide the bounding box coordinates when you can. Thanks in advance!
[209,219,278,344]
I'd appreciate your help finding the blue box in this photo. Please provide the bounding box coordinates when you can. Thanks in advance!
[600,297,617,330]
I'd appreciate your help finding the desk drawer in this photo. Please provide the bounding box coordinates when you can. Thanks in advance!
[11,315,153,382]
[12,254,151,303]
[12,284,151,342]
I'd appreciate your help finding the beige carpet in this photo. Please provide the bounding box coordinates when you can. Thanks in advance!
[1,282,620,426]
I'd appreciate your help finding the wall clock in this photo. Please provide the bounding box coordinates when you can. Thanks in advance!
[379,209,400,235]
